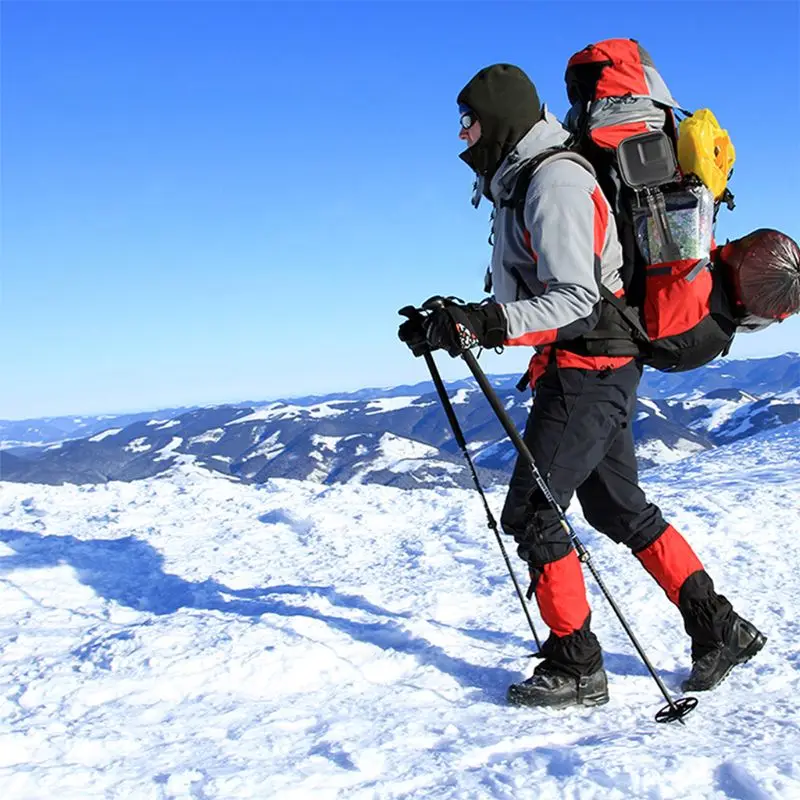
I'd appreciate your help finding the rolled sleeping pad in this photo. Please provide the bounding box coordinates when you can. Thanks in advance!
[719,229,800,321]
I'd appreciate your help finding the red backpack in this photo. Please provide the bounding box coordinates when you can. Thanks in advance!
[561,38,740,372]
[507,39,799,371]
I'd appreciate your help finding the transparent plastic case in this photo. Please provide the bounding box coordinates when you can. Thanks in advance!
[634,184,715,263]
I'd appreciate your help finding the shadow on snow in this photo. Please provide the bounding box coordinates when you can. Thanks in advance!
[0,528,519,698]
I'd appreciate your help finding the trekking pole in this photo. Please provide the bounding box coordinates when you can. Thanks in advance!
[399,306,542,653]
[419,296,698,725]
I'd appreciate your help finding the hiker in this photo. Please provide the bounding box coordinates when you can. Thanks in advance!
[398,62,765,709]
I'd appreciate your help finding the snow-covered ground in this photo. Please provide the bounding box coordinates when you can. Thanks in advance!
[1,424,799,799]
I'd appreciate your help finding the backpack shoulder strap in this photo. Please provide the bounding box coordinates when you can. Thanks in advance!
[500,148,597,231]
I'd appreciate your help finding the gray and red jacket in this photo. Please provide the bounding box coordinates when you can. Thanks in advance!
[486,110,634,383]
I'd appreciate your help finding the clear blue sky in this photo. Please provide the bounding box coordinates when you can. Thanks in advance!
[2,1,799,419]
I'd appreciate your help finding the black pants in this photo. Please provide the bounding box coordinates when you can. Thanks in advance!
[501,359,666,562]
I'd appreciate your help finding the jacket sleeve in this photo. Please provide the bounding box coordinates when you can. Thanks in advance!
[500,167,608,347]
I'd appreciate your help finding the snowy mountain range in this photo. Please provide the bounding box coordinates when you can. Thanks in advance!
[1,354,798,489]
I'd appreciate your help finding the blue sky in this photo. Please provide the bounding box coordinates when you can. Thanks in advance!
[2,1,799,419]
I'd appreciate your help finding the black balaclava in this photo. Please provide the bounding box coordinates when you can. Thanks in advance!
[457,64,542,195]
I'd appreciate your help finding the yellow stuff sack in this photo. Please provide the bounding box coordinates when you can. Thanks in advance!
[677,109,735,200]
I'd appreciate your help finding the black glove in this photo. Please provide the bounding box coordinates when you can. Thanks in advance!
[398,315,430,357]
[424,301,507,357]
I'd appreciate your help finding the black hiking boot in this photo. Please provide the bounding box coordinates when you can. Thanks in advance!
[682,615,766,692]
[507,661,609,709]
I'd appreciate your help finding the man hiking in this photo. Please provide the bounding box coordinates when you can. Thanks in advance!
[399,63,765,710]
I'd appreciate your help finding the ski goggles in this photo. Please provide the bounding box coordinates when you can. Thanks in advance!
[459,103,477,130]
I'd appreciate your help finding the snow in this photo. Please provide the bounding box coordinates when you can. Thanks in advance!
[155,420,181,431]
[311,435,341,452]
[188,428,225,446]
[718,412,757,441]
[0,439,68,450]
[347,433,461,483]
[682,395,755,432]
[364,396,420,414]
[475,439,517,464]
[378,432,438,461]
[0,424,799,797]
[152,437,184,462]
[243,431,284,462]
[88,428,123,443]
[767,395,796,407]
[467,440,493,454]
[638,398,667,419]
[452,388,473,405]
[372,433,461,474]
[636,438,707,465]
[231,402,351,424]
[124,437,152,454]
[307,461,331,483]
